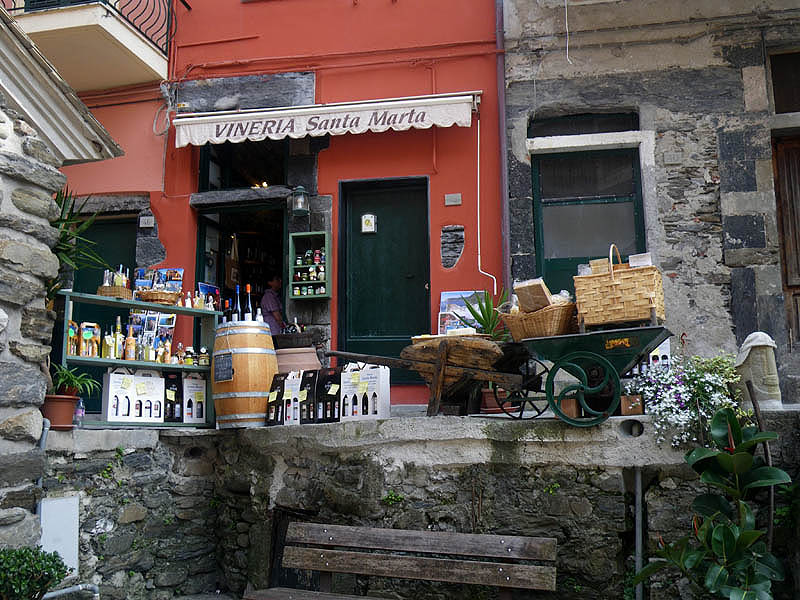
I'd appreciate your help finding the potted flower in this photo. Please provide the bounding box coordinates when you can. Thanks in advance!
[42,364,100,431]
[0,546,71,599]
[624,354,741,447]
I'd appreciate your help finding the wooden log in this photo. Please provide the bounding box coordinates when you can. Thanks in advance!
[426,340,449,416]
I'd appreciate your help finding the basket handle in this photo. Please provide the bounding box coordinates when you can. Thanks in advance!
[608,244,623,282]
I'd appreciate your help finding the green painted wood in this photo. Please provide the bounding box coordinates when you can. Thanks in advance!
[340,180,429,383]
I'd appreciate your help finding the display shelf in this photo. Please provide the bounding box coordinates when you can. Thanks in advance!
[59,290,219,428]
[81,421,203,429]
[288,231,330,299]
[65,355,210,373]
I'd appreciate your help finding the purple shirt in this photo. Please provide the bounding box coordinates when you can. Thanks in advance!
[260,288,283,334]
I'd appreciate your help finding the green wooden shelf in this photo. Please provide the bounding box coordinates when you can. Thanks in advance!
[65,355,210,373]
[59,290,222,317]
[288,231,330,299]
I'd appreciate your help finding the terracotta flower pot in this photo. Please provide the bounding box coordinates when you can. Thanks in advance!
[620,394,644,416]
[557,397,581,419]
[480,387,508,414]
[41,394,78,431]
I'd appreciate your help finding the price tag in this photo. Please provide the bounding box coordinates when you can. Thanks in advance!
[283,389,292,400]
[327,383,339,395]
[357,382,368,394]
[166,389,175,401]
[269,391,278,402]
[136,382,147,395]
[350,372,360,383]
[299,390,308,402]
[121,376,132,389]
[195,391,204,402]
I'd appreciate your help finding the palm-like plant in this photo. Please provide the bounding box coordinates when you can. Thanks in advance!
[457,289,509,341]
[47,187,109,302]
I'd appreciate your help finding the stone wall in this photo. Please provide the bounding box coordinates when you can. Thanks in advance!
[39,411,800,598]
[0,93,63,548]
[503,1,800,399]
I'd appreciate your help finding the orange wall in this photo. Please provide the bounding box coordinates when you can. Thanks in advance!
[61,95,165,196]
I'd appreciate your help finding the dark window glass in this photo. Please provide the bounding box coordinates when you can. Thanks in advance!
[198,139,288,192]
[771,53,800,114]
[528,113,638,138]
[538,153,635,200]
[541,202,637,258]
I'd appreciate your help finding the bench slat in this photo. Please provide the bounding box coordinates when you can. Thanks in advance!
[244,588,367,600]
[283,546,557,591]
[286,523,556,561]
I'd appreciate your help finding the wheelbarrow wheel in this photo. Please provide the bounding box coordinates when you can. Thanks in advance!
[545,351,621,427]
[494,357,550,420]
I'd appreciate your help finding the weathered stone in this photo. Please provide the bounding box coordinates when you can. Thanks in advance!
[136,235,166,269]
[119,502,148,524]
[0,508,40,548]
[0,239,59,279]
[0,360,46,407]
[20,306,55,344]
[154,566,188,587]
[0,212,59,247]
[176,72,314,114]
[0,307,7,334]
[9,340,51,363]
[0,507,28,526]
[12,118,36,138]
[0,409,43,443]
[441,225,464,268]
[11,187,56,220]
[104,531,135,555]
[0,484,39,511]
[723,215,766,250]
[0,265,45,306]
[0,150,66,191]
[22,137,61,167]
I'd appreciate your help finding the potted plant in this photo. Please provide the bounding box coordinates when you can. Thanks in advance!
[42,364,100,431]
[456,289,509,341]
[0,546,71,599]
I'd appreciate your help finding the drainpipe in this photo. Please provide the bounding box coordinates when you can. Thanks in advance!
[496,0,511,292]
[635,466,643,600]
[35,417,51,491]
[43,583,100,600]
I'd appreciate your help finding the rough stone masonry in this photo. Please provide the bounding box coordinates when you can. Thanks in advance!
[0,92,63,548]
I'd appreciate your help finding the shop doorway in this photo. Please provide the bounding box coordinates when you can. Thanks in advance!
[774,136,800,344]
[196,203,287,318]
[339,179,430,383]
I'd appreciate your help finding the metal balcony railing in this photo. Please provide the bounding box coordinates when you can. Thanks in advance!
[1,0,174,55]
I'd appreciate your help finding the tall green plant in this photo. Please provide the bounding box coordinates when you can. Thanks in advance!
[457,289,508,341]
[47,187,109,302]
[635,408,791,599]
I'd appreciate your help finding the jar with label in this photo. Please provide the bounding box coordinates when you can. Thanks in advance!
[317,285,325,295]
[198,346,210,366]
[301,271,308,281]
[314,249,321,264]
[184,346,195,365]
[309,267,317,281]
[318,265,325,281]
[301,286,308,296]
[304,250,313,265]
[295,255,302,266]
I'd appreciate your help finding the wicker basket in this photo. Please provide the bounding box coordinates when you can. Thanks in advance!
[96,285,132,300]
[138,290,181,306]
[501,303,577,341]
[573,244,665,327]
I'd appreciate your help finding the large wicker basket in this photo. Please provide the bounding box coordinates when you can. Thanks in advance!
[501,303,576,341]
[573,244,665,327]
[138,290,181,306]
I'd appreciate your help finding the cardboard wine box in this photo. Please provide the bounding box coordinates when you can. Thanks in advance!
[182,374,207,424]
[132,370,165,424]
[298,370,318,425]
[340,364,391,421]
[267,373,287,426]
[102,367,135,422]
[315,367,341,423]
[281,371,303,426]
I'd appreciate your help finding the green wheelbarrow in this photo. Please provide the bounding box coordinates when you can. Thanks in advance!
[492,326,672,427]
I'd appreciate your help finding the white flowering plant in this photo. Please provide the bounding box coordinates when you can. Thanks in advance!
[625,354,743,447]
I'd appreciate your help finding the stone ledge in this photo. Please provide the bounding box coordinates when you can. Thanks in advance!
[47,428,159,454]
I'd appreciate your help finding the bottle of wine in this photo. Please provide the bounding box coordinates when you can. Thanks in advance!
[233,285,242,321]
[186,398,193,419]
[244,283,254,321]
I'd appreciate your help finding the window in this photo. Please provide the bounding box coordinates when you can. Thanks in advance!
[198,139,288,192]
[770,52,800,114]
[527,114,646,294]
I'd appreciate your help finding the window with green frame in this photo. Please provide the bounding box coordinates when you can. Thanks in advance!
[531,147,645,294]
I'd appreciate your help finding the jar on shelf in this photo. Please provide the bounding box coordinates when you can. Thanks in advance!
[295,255,302,266]
[314,250,321,264]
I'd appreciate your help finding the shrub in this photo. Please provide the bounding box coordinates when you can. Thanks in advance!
[0,546,71,600]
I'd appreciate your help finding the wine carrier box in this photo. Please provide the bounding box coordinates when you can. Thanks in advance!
[340,363,391,421]
[299,370,318,425]
[281,371,303,426]
[133,370,165,424]
[182,374,207,424]
[102,367,136,422]
[315,367,342,424]
[267,373,287,425]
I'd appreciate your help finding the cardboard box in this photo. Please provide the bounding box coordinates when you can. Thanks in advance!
[315,368,341,423]
[267,373,287,425]
[281,371,303,426]
[182,374,207,424]
[163,371,183,423]
[299,370,318,425]
[340,364,390,421]
[102,368,135,422]
[133,370,165,424]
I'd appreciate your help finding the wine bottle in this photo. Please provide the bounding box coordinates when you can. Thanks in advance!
[134,398,142,418]
[244,284,254,321]
[186,398,193,418]
[233,285,242,321]
[362,393,368,416]
[371,392,378,415]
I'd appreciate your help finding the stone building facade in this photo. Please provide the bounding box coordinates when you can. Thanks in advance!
[503,1,800,400]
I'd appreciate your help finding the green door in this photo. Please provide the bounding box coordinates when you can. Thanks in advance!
[71,218,137,412]
[340,179,429,383]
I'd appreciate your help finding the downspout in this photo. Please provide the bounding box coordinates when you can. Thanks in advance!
[496,0,511,291]
[635,466,643,600]
[35,417,51,494]
[43,583,100,600]
[476,113,498,295]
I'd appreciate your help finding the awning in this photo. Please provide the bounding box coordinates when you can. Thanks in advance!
[173,91,481,147]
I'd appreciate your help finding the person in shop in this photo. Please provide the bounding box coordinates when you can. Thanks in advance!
[260,272,286,334]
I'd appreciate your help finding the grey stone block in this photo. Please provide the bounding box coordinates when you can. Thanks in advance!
[11,187,55,219]
[0,449,44,486]
[723,214,766,249]
[22,137,61,167]
[722,44,763,68]
[136,235,167,269]
[511,253,536,281]
[0,409,43,443]
[441,225,464,268]
[0,239,59,279]
[730,267,757,346]
[20,306,55,344]
[0,508,40,548]
[0,265,45,306]
[719,159,757,193]
[176,72,315,113]
[0,150,66,191]
[0,212,59,248]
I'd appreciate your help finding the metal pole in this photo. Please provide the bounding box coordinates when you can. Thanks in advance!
[635,466,643,600]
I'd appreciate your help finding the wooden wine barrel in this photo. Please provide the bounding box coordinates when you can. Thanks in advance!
[212,321,277,428]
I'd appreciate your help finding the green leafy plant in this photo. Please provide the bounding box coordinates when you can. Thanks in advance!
[381,490,404,506]
[457,289,509,341]
[47,187,109,302]
[635,407,791,599]
[0,546,71,600]
[50,364,100,396]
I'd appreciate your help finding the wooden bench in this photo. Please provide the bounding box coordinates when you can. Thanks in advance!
[244,522,557,600]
